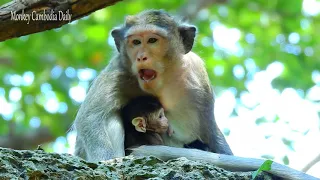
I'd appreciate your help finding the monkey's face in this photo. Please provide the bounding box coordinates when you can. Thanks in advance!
[131,108,169,134]
[125,28,169,93]
[146,108,168,134]
[111,10,197,94]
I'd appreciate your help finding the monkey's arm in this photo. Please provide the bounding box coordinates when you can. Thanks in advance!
[186,52,233,155]
[75,109,125,162]
[74,66,126,162]
[131,145,318,180]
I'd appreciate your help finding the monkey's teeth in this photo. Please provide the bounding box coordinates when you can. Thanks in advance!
[142,74,156,82]
[139,69,157,82]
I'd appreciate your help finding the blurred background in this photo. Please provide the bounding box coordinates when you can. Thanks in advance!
[0,0,319,177]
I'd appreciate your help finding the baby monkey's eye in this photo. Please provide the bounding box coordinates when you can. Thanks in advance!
[159,114,162,118]
[148,38,158,43]
[132,39,141,45]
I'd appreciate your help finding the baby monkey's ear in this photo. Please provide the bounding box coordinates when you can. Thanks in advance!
[132,117,147,133]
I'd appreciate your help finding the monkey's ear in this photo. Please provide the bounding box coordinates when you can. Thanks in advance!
[111,28,122,52]
[132,117,147,133]
[178,25,197,54]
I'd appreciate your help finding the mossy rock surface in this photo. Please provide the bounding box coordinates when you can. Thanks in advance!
[0,147,276,180]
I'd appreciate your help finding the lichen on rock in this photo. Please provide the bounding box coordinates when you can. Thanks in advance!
[0,147,276,179]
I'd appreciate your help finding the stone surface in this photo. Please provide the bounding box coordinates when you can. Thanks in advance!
[0,147,276,179]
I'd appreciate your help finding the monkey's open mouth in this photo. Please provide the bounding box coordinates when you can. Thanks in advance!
[139,69,157,82]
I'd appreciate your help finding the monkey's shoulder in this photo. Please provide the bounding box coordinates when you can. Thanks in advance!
[183,52,205,66]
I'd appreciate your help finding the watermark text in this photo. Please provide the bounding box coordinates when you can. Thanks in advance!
[11,9,72,24]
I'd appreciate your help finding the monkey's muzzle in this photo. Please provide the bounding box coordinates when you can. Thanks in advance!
[139,69,157,82]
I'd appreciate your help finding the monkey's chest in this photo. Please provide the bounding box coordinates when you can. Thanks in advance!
[162,108,200,146]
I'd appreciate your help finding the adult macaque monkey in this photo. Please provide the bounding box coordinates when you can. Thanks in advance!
[73,10,317,180]
[74,9,232,161]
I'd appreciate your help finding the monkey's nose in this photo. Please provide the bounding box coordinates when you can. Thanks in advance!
[137,56,148,61]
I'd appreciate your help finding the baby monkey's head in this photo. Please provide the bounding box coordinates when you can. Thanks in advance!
[122,96,172,135]
[132,106,168,134]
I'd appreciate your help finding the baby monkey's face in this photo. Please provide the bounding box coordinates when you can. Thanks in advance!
[146,108,168,133]
[131,108,173,135]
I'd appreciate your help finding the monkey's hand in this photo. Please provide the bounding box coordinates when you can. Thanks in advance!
[167,125,174,136]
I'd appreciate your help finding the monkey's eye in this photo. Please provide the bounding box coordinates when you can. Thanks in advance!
[132,39,141,45]
[148,38,158,43]
[159,114,162,118]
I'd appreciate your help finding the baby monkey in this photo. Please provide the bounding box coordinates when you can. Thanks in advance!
[121,96,210,154]
[121,96,173,154]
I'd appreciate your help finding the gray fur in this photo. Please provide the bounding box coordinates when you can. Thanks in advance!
[74,10,232,162]
[74,56,146,161]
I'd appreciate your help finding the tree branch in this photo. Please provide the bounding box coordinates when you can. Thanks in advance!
[0,127,55,149]
[302,153,320,173]
[0,0,122,42]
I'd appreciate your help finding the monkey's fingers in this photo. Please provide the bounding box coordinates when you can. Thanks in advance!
[167,126,174,136]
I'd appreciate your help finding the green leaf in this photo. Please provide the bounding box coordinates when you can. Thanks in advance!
[283,155,290,165]
[282,138,295,151]
[251,160,273,180]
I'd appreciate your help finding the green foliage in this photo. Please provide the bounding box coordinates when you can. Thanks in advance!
[251,160,273,180]
[0,0,10,5]
[282,138,295,151]
[282,155,290,165]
